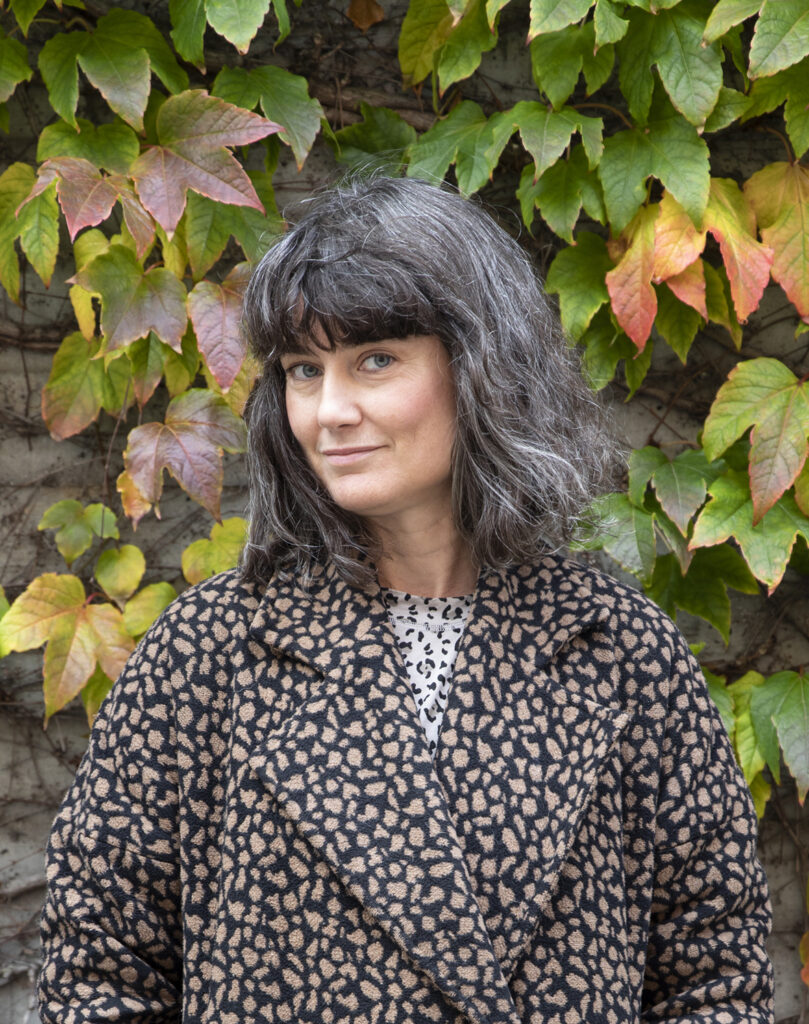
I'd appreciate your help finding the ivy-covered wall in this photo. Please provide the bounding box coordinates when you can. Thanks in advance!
[0,0,807,1018]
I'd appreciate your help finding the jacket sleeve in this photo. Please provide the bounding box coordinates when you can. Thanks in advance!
[641,637,774,1022]
[38,616,183,1023]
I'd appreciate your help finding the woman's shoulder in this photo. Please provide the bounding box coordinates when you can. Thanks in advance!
[147,568,263,636]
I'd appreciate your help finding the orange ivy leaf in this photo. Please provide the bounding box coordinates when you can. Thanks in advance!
[652,192,707,282]
[73,244,187,353]
[703,357,809,522]
[120,388,247,522]
[348,0,385,31]
[703,178,773,322]
[0,573,133,721]
[745,161,809,321]
[131,90,280,236]
[606,204,659,350]
[187,263,251,390]
[665,258,708,320]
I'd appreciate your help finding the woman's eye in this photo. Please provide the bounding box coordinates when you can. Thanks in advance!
[362,353,394,370]
[287,363,320,380]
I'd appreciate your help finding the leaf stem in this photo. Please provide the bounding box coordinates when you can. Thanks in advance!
[755,124,794,163]
[573,102,634,131]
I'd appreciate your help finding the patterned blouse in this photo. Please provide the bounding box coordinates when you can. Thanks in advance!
[380,588,473,758]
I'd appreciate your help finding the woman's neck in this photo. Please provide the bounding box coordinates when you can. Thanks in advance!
[370,515,478,598]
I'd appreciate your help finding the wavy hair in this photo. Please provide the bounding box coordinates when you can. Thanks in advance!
[241,176,616,587]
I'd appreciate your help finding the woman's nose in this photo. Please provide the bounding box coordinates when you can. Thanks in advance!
[316,369,362,429]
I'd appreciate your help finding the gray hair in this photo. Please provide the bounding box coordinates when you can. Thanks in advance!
[241,176,616,587]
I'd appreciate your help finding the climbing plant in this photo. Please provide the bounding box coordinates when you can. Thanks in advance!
[0,0,807,987]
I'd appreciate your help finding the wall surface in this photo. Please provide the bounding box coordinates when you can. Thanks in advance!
[1,1,807,1021]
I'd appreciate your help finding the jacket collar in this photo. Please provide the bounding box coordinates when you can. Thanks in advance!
[247,556,628,1022]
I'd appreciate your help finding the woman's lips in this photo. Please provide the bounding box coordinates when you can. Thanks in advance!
[320,446,381,465]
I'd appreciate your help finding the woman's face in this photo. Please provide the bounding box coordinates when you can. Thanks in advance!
[281,333,457,529]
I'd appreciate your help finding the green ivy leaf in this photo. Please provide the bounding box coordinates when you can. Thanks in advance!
[749,0,809,78]
[334,104,417,174]
[16,179,59,288]
[691,469,809,589]
[271,0,292,43]
[703,87,751,134]
[74,244,188,354]
[0,162,35,304]
[80,664,115,726]
[703,0,763,45]
[623,333,653,397]
[244,66,323,168]
[706,672,736,742]
[529,0,594,38]
[38,499,119,566]
[517,146,605,241]
[704,261,742,346]
[545,231,612,339]
[599,101,709,232]
[654,284,703,362]
[170,0,207,67]
[95,545,147,604]
[0,30,33,103]
[182,517,248,583]
[9,0,47,36]
[649,449,712,534]
[185,192,233,279]
[123,582,178,637]
[507,102,602,179]
[399,0,455,84]
[702,357,809,521]
[583,491,656,582]
[41,333,107,440]
[653,2,723,127]
[38,11,188,131]
[727,670,768,785]
[751,671,809,799]
[577,307,634,390]
[594,0,628,45]
[437,0,498,93]
[206,0,271,54]
[628,445,667,507]
[617,8,658,124]
[743,57,809,159]
[128,333,166,406]
[37,118,140,174]
[406,100,495,194]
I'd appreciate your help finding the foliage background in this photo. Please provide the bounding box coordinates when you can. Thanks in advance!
[0,0,807,1017]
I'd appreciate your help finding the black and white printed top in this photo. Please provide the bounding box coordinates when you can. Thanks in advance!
[380,588,473,759]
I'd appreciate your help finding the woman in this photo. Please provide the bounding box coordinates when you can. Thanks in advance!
[39,177,773,1024]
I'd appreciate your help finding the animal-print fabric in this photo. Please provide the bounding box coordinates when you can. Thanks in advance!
[381,588,472,757]
[38,556,774,1024]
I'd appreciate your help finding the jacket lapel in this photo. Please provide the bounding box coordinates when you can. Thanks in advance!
[248,565,522,1024]
[434,561,630,980]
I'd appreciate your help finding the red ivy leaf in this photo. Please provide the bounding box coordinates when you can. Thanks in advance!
[23,157,118,240]
[131,90,280,235]
[606,204,659,350]
[120,389,247,521]
[187,263,251,390]
[665,258,708,319]
[745,161,809,321]
[703,178,773,322]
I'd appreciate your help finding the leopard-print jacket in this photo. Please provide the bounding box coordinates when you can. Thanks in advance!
[38,555,774,1024]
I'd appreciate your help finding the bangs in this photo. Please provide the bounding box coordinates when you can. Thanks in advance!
[251,238,444,360]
